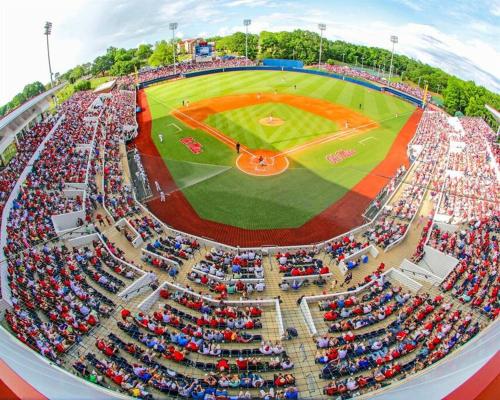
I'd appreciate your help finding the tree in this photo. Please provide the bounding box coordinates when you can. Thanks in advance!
[91,54,114,75]
[217,32,258,58]
[136,44,153,61]
[109,58,140,76]
[69,65,86,83]
[22,81,45,98]
[148,41,174,67]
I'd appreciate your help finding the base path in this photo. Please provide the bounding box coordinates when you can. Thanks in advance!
[171,92,377,177]
[134,89,423,247]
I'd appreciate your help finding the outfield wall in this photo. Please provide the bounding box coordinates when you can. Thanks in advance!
[137,66,424,107]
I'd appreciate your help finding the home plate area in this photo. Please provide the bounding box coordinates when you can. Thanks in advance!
[236,149,289,176]
[251,153,275,171]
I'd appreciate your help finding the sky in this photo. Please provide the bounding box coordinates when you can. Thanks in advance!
[1,0,499,104]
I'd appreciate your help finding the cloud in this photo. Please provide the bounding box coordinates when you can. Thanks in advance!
[392,0,424,12]
[224,0,276,7]
[491,0,500,16]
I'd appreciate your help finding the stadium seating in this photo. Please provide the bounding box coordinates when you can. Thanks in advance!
[0,60,498,400]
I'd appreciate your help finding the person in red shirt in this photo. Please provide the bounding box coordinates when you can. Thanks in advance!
[236,357,248,370]
[216,358,229,372]
[324,310,338,321]
[185,341,198,352]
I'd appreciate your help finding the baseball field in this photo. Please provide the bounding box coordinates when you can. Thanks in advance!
[134,70,421,244]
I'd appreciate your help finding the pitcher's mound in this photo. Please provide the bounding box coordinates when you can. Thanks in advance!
[236,150,289,177]
[259,117,285,127]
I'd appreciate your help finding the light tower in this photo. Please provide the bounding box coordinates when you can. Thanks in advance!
[318,23,326,69]
[388,35,398,83]
[244,19,251,65]
[44,22,54,88]
[169,23,178,74]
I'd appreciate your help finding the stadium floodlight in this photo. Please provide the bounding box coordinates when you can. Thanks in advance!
[342,53,345,63]
[318,23,326,69]
[244,19,251,65]
[361,56,364,70]
[388,35,398,83]
[44,22,54,88]
[169,23,178,74]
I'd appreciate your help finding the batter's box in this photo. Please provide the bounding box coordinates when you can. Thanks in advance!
[250,156,275,167]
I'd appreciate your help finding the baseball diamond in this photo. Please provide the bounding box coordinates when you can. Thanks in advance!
[134,70,418,243]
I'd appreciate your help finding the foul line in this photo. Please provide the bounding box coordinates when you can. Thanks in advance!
[272,111,413,159]
[359,136,377,145]
[168,122,182,133]
[149,92,254,157]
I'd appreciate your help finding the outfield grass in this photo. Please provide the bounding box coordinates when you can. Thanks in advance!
[146,71,415,229]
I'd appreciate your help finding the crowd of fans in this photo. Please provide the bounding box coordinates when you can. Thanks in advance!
[314,270,482,397]
[102,91,141,220]
[436,117,499,224]
[428,217,499,319]
[0,119,55,216]
[117,58,256,88]
[315,64,432,102]
[2,58,499,399]
[364,110,451,249]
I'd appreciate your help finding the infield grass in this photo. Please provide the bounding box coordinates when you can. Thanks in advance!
[145,70,415,229]
[205,103,339,151]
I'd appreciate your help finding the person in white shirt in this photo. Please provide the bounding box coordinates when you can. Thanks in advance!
[338,348,348,359]
[346,377,358,391]
[158,134,163,142]
[255,282,265,292]
[317,336,329,348]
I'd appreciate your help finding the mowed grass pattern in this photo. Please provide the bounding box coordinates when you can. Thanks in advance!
[145,71,415,229]
[205,103,339,151]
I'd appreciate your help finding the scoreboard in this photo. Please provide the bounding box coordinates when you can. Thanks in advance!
[195,41,215,61]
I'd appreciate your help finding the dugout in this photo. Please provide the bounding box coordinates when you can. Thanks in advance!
[262,58,304,69]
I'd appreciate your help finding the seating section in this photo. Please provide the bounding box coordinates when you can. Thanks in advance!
[1,62,499,400]
[0,119,55,215]
[436,117,499,224]
[428,217,499,318]
[316,64,432,102]
[117,58,256,87]
[364,111,451,249]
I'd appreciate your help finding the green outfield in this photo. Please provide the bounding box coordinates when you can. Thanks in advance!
[145,71,415,229]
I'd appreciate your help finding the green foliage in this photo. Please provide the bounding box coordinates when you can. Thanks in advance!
[216,32,259,58]
[73,80,91,92]
[0,81,46,117]
[69,65,86,82]
[91,53,114,76]
[109,59,140,76]
[136,44,153,61]
[148,40,175,67]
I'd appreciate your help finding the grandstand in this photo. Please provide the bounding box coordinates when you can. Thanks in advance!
[0,27,499,400]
